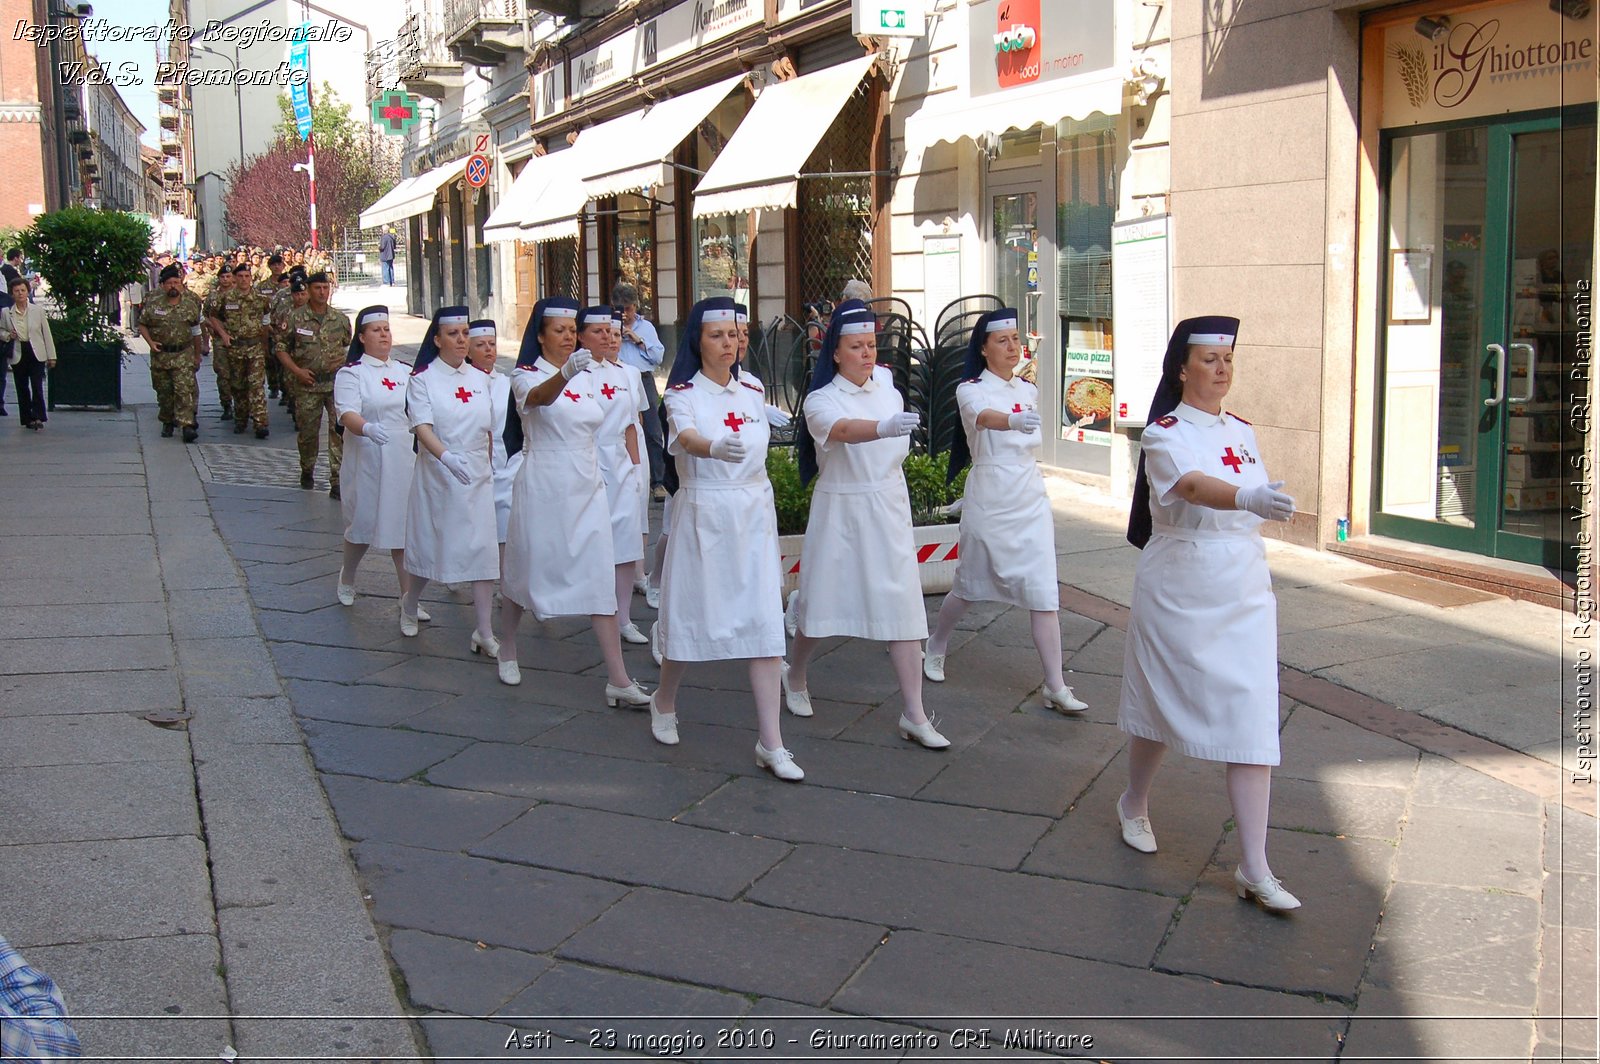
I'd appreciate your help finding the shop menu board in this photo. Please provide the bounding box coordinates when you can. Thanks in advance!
[1110,214,1170,426]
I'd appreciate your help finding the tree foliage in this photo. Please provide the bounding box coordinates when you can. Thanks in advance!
[223,82,397,247]
[20,206,151,346]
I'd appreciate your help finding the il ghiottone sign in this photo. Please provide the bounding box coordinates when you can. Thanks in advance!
[1382,0,1595,126]
[967,0,1114,98]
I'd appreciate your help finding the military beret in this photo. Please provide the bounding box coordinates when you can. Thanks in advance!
[306,271,329,285]
[159,263,182,281]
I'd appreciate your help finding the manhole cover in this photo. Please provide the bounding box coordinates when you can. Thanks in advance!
[197,443,333,489]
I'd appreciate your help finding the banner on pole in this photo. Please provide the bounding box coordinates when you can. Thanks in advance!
[289,22,313,141]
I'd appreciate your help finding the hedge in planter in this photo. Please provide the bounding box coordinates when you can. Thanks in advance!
[766,448,967,534]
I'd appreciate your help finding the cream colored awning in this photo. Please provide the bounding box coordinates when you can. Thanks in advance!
[691,55,875,218]
[358,157,468,229]
[483,154,555,244]
[517,137,601,243]
[581,74,746,201]
[902,72,1124,147]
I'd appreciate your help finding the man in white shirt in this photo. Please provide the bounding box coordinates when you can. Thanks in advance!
[612,283,666,496]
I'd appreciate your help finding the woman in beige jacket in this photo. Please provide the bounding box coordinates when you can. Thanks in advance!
[2,275,58,430]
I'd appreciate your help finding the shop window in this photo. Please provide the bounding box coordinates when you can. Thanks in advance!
[691,94,755,305]
[1056,115,1116,445]
[795,83,875,310]
[603,192,656,313]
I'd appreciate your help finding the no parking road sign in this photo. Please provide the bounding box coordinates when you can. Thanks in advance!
[465,153,490,189]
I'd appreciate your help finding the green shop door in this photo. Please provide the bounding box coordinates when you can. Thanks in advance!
[1374,112,1596,569]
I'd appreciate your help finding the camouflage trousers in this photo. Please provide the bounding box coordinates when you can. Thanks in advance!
[230,342,268,430]
[150,349,198,428]
[212,344,235,412]
[295,385,342,486]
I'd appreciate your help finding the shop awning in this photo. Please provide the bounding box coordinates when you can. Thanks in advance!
[901,72,1124,147]
[517,136,603,243]
[581,74,746,201]
[483,153,556,244]
[691,55,875,218]
[358,157,468,229]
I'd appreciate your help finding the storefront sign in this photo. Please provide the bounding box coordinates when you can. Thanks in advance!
[776,0,842,23]
[967,0,1114,98]
[922,234,961,329]
[571,25,637,104]
[851,0,926,37]
[1381,0,1596,127]
[1110,214,1170,427]
[534,63,566,122]
[558,0,763,113]
[1061,347,1113,446]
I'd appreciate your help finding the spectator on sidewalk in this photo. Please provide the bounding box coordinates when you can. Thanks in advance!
[378,226,397,287]
[612,283,665,496]
[1,275,57,431]
[0,932,81,1060]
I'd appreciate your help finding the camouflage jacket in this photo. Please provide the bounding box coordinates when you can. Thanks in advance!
[142,292,204,352]
[274,303,353,379]
[211,287,271,347]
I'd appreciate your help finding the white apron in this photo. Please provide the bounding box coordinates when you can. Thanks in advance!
[794,366,927,641]
[658,369,785,662]
[333,354,414,550]
[486,370,523,543]
[501,356,615,619]
[1119,402,1280,765]
[950,369,1060,611]
[594,358,647,565]
[402,359,499,583]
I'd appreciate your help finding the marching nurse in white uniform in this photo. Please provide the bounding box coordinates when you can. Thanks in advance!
[1118,315,1301,912]
[585,306,650,645]
[332,305,415,608]
[464,318,522,571]
[651,297,800,781]
[924,308,1089,715]
[497,297,651,708]
[783,301,948,749]
[401,306,501,654]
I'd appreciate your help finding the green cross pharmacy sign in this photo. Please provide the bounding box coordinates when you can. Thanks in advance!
[851,0,925,36]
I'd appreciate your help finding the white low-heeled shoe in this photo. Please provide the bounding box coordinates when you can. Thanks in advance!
[415,605,431,622]
[783,589,799,637]
[648,694,679,745]
[1041,683,1088,715]
[755,741,804,782]
[497,657,522,686]
[650,621,663,666]
[619,623,649,645]
[1235,867,1302,911]
[897,714,951,749]
[605,681,652,708]
[470,629,500,658]
[633,576,650,596]
[336,575,356,607]
[922,650,946,683]
[1117,798,1157,854]
[644,584,661,610]
[780,662,813,718]
[399,606,419,638]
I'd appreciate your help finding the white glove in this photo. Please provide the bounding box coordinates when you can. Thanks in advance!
[709,434,748,463]
[764,404,792,430]
[1236,480,1295,522]
[876,411,920,439]
[561,349,593,380]
[438,449,473,485]
[363,421,390,446]
[1007,409,1042,433]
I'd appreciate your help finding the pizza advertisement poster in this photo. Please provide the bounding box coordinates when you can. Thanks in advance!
[1060,347,1113,446]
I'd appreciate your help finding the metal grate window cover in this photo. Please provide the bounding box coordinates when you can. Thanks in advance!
[544,237,582,301]
[795,83,874,311]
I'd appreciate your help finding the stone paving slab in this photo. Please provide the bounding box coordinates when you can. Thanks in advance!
[1365,881,1541,1007]
[747,844,1174,966]
[284,676,452,726]
[1396,802,1544,894]
[0,601,170,640]
[471,804,792,900]
[915,714,1127,817]
[399,691,581,744]
[680,777,1054,869]
[427,740,726,818]
[1342,988,1535,1063]
[353,841,630,953]
[557,887,886,1006]
[0,632,174,675]
[301,718,473,782]
[0,760,200,844]
[322,774,534,852]
[0,711,190,768]
[496,961,752,1039]
[389,929,554,1017]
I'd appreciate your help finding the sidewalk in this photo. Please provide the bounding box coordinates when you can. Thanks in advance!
[0,307,1593,1062]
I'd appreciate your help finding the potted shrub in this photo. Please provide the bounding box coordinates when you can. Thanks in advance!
[21,206,152,410]
[768,448,967,595]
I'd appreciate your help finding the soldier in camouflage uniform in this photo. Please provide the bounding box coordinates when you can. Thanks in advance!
[202,267,236,421]
[256,255,288,399]
[138,263,204,442]
[271,266,308,425]
[210,263,272,437]
[274,271,351,497]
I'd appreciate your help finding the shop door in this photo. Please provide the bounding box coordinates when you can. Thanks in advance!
[991,185,1040,352]
[1375,112,1595,568]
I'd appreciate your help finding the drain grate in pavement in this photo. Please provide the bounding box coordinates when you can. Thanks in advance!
[197,443,332,489]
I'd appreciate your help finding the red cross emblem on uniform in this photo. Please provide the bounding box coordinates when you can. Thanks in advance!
[1012,403,1023,413]
[455,387,473,403]
[601,384,617,400]
[724,412,744,432]
[563,390,581,402]
[1220,447,1244,473]
[381,378,398,391]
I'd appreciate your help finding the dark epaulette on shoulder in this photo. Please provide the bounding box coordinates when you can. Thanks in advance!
[1154,414,1178,428]
[411,362,428,376]
[1228,411,1252,426]
[740,380,762,393]
[669,381,693,391]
